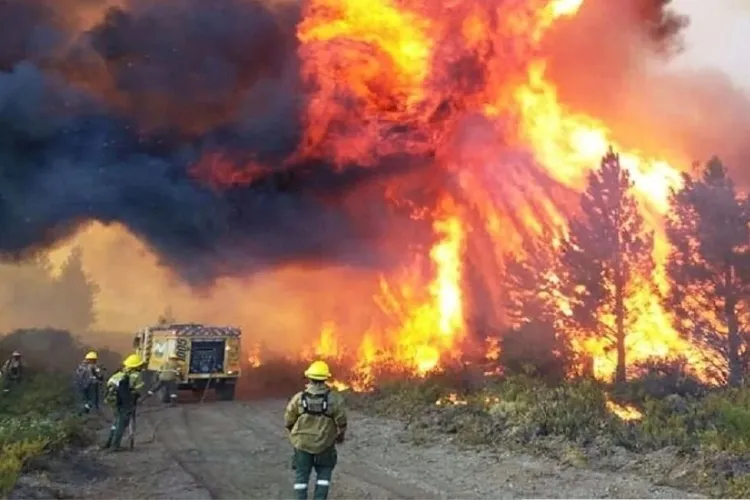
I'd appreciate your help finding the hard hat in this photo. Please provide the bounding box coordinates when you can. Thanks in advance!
[304,360,331,381]
[85,351,98,361]
[123,354,144,369]
[11,351,20,357]
[168,354,179,360]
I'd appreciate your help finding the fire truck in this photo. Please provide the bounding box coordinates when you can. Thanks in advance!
[133,323,242,401]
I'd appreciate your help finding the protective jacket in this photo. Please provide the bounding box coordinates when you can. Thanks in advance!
[284,382,347,454]
[105,369,144,408]
[2,357,22,380]
[158,359,181,382]
[75,362,102,390]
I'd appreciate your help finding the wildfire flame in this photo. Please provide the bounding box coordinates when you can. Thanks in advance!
[436,393,468,406]
[606,399,644,421]
[241,0,712,386]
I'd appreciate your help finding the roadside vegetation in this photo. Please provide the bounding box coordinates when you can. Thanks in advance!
[335,152,750,497]
[0,329,111,497]
[344,365,750,498]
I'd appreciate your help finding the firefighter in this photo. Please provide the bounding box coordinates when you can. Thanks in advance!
[148,354,181,404]
[284,360,347,500]
[102,354,146,451]
[75,351,104,413]
[1,351,24,393]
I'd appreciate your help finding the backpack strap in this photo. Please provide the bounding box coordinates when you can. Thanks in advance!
[300,390,331,416]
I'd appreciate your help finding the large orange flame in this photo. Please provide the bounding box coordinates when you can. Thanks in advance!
[45,0,721,388]
[291,0,714,385]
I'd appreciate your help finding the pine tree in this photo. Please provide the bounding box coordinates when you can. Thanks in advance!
[504,228,561,327]
[501,229,570,381]
[560,149,654,385]
[56,247,99,333]
[664,158,750,386]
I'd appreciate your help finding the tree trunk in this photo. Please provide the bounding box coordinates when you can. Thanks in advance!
[725,265,742,387]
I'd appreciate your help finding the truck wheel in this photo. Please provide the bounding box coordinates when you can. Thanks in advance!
[216,383,236,401]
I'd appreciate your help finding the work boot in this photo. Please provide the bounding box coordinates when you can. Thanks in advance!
[101,426,116,449]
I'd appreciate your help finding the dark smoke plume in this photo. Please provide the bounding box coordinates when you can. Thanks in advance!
[0,0,430,283]
[0,0,692,283]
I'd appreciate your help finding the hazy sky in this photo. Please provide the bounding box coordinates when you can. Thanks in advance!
[673,0,750,88]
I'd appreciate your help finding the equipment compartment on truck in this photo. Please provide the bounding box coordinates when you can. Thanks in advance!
[133,323,242,402]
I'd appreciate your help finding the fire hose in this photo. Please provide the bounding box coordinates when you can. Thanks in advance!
[142,371,215,444]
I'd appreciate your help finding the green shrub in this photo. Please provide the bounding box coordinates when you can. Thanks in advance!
[0,373,84,497]
[699,390,750,453]
[350,373,750,497]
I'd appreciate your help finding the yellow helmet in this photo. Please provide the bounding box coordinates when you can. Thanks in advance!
[84,351,98,361]
[304,360,331,381]
[123,353,144,369]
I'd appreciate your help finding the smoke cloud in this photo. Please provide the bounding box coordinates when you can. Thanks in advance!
[0,0,739,290]
[0,0,432,284]
[543,0,750,180]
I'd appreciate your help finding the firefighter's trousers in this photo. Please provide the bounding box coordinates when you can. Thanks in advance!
[292,446,337,500]
[104,406,135,450]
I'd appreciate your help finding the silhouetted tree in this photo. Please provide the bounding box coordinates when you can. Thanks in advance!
[56,247,99,332]
[504,228,561,327]
[664,158,750,386]
[0,255,58,330]
[560,149,654,385]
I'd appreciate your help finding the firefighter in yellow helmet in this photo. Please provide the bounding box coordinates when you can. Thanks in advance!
[102,354,146,451]
[74,351,104,413]
[284,360,347,500]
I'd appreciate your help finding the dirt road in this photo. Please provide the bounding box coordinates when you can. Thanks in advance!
[15,399,703,499]
[103,399,701,499]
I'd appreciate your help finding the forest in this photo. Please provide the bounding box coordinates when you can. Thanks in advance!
[499,150,750,388]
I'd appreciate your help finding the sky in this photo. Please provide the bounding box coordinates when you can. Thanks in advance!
[673,0,750,89]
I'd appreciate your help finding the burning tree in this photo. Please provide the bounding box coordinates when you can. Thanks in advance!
[664,158,750,387]
[560,149,654,385]
[505,228,561,327]
[501,231,570,381]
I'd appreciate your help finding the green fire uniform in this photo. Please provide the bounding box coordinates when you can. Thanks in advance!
[103,369,144,450]
[285,382,347,500]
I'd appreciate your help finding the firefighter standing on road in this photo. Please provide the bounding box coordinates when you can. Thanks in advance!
[103,354,145,451]
[75,351,104,413]
[1,351,24,393]
[284,360,347,500]
[148,354,182,404]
